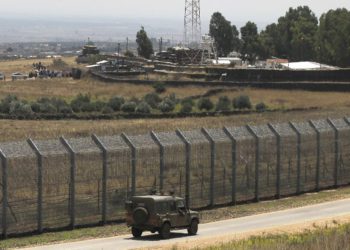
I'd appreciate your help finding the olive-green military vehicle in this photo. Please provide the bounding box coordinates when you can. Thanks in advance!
[125,195,199,239]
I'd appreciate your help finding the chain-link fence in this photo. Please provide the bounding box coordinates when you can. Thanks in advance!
[1,117,350,237]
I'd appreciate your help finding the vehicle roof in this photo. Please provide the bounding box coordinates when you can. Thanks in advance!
[131,195,184,202]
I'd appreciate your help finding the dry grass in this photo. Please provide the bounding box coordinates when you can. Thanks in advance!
[0,56,77,76]
[0,108,348,142]
[215,88,350,109]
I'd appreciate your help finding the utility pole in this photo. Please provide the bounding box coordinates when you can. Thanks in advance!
[159,37,163,53]
[126,37,129,52]
[184,0,201,46]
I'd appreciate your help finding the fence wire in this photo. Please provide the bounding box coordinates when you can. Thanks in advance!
[155,132,186,197]
[0,141,37,234]
[312,120,336,189]
[128,134,160,196]
[33,139,70,230]
[333,118,350,186]
[1,117,350,236]
[182,130,211,208]
[206,128,232,205]
[98,135,131,221]
[271,123,298,196]
[67,137,102,226]
[226,126,256,202]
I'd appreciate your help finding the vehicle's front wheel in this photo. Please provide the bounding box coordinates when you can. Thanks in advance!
[132,227,143,238]
[188,219,198,235]
[159,222,171,239]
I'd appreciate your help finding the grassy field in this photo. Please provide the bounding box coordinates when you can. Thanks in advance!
[0,108,348,142]
[198,223,350,250]
[2,186,350,249]
[0,56,78,76]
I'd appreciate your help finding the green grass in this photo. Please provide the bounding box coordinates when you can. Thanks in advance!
[3,186,350,249]
[198,222,350,250]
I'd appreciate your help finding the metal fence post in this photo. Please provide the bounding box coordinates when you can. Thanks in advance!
[223,127,237,205]
[121,133,136,197]
[289,122,302,194]
[60,137,76,229]
[201,128,215,207]
[309,121,321,192]
[327,119,339,188]
[91,134,108,225]
[246,125,260,202]
[268,124,281,199]
[0,149,8,239]
[27,139,43,233]
[176,129,191,207]
[150,132,164,193]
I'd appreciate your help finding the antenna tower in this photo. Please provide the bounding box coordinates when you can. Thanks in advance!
[184,0,201,46]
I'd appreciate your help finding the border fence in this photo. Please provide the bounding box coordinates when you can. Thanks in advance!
[1,117,350,237]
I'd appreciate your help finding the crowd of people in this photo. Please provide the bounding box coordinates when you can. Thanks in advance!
[29,62,72,78]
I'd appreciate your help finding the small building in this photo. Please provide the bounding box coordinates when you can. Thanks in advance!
[11,72,28,81]
[280,61,339,70]
[77,39,100,64]
[0,72,5,81]
[212,57,242,66]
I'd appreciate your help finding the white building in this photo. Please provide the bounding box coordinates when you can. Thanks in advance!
[281,61,338,70]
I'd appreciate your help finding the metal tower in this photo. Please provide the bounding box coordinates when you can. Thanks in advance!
[184,0,201,46]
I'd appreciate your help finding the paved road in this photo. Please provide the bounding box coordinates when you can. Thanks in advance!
[23,199,350,250]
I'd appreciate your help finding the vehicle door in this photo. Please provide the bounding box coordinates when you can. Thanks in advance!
[176,200,189,227]
[168,201,180,227]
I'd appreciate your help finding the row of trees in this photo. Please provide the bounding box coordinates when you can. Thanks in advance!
[209,7,350,67]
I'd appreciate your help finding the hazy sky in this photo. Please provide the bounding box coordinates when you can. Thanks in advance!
[1,0,350,24]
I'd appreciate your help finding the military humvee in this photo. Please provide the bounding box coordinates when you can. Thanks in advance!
[125,195,199,239]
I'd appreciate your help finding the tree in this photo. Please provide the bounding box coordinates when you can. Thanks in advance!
[258,23,280,59]
[209,12,235,56]
[317,8,350,67]
[136,26,154,59]
[231,25,241,52]
[276,6,318,61]
[240,21,260,63]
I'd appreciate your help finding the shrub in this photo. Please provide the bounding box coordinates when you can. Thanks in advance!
[153,82,166,93]
[144,93,162,108]
[256,102,268,112]
[31,102,41,113]
[130,96,141,104]
[197,97,214,111]
[81,102,96,113]
[102,106,114,114]
[158,98,175,113]
[121,101,137,113]
[9,101,33,116]
[181,97,195,106]
[52,58,68,69]
[136,102,151,114]
[167,93,178,104]
[70,94,91,112]
[0,95,18,113]
[180,102,193,114]
[93,101,107,112]
[233,95,252,110]
[58,105,73,114]
[39,102,57,114]
[216,96,231,111]
[108,96,125,111]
